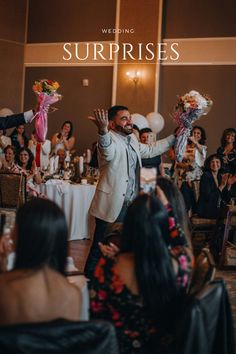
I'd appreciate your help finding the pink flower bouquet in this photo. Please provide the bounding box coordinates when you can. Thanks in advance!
[173,90,213,162]
[32,79,62,142]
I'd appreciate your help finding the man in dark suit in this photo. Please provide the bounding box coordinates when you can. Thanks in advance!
[0,110,35,130]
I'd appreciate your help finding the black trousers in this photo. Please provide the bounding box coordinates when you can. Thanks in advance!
[84,204,129,279]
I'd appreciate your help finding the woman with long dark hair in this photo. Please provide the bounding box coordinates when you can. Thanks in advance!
[10,124,28,152]
[51,120,75,155]
[0,198,81,325]
[90,192,192,353]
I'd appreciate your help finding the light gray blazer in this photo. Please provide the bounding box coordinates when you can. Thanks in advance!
[89,130,175,222]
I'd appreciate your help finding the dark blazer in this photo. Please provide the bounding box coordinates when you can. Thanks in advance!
[0,113,25,130]
[197,171,230,219]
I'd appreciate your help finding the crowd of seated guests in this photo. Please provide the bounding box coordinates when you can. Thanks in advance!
[0,165,233,352]
[166,126,235,218]
[0,120,78,199]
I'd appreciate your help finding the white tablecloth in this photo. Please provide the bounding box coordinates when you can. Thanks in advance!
[40,181,96,240]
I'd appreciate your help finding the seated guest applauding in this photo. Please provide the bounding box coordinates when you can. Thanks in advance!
[0,198,81,325]
[217,128,236,175]
[197,154,231,219]
[90,191,192,354]
[51,120,75,157]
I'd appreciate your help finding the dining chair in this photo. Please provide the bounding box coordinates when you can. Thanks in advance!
[174,279,234,354]
[0,319,119,354]
[0,172,26,210]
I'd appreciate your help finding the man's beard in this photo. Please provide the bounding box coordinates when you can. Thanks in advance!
[114,123,133,135]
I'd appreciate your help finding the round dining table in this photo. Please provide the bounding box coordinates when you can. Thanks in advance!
[40,180,96,240]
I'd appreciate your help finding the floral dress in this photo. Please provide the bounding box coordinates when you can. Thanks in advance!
[89,207,192,354]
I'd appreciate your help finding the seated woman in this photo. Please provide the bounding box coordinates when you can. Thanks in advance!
[28,130,51,171]
[0,145,17,171]
[51,121,75,158]
[15,147,42,197]
[217,128,236,199]
[0,129,11,158]
[90,192,192,354]
[0,198,81,324]
[10,124,28,152]
[217,128,236,175]
[197,154,231,219]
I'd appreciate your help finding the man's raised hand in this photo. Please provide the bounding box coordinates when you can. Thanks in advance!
[88,109,109,135]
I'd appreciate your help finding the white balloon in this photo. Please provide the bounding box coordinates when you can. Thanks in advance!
[131,113,149,130]
[0,108,14,117]
[146,112,164,134]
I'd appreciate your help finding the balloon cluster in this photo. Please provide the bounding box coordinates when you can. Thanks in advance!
[131,112,165,134]
[0,108,14,117]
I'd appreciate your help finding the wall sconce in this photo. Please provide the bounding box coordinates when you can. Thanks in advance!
[126,70,141,85]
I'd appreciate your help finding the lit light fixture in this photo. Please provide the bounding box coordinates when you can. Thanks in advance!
[126,70,141,85]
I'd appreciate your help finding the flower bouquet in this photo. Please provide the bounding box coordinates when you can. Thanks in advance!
[32,79,62,142]
[173,90,213,162]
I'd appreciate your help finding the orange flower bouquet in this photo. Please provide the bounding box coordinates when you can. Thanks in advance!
[32,79,62,142]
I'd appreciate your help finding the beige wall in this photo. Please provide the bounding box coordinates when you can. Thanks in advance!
[163,0,236,38]
[27,0,116,43]
[159,65,236,155]
[0,0,27,112]
[116,0,160,114]
[159,0,236,156]
[0,0,235,157]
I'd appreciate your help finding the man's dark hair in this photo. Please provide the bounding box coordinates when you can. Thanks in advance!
[139,127,152,136]
[108,105,128,121]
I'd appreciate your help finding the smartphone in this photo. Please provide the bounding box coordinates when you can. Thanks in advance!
[139,167,157,194]
[147,132,156,144]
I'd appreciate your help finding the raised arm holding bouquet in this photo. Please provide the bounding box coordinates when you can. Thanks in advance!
[32,79,62,142]
[173,90,213,162]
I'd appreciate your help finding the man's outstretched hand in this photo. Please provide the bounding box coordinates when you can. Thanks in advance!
[88,109,109,135]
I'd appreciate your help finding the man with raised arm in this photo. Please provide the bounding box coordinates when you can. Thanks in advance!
[85,105,176,278]
[0,110,36,130]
